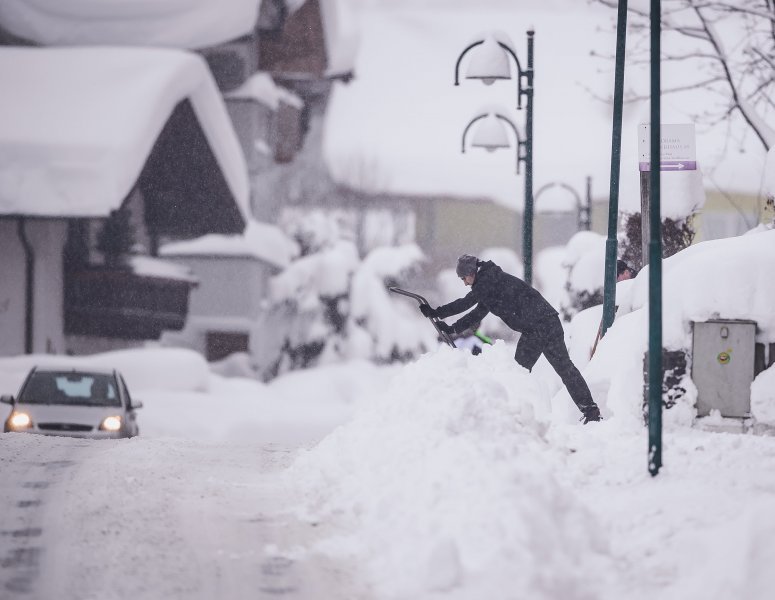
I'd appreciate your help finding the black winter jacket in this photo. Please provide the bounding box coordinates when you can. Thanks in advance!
[436,261,558,334]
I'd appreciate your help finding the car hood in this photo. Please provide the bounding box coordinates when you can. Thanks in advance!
[15,403,124,425]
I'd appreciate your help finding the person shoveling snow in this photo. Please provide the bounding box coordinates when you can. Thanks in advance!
[421,254,602,424]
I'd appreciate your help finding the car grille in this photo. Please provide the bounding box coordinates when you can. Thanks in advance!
[37,423,93,432]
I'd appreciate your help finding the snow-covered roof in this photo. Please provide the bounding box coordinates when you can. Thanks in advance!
[0,47,249,222]
[225,72,304,110]
[160,220,300,269]
[0,0,263,49]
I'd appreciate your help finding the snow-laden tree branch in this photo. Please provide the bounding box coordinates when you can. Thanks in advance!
[593,0,775,149]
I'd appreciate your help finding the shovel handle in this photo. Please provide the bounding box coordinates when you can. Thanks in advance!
[388,287,457,348]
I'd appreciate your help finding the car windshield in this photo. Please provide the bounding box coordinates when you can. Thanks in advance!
[20,372,121,407]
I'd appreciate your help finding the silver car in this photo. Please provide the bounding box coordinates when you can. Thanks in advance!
[2,367,142,439]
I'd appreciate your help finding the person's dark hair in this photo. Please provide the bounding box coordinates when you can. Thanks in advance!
[616,259,632,277]
[456,254,479,278]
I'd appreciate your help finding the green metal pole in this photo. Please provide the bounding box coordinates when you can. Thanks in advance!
[523,29,535,286]
[648,0,663,477]
[602,0,628,336]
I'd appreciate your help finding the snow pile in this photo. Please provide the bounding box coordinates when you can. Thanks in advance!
[160,219,300,268]
[291,344,611,599]
[660,169,706,220]
[751,365,775,426]
[0,0,261,49]
[572,228,775,426]
[618,228,775,347]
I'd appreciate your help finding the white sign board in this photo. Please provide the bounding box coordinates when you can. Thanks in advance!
[638,123,696,171]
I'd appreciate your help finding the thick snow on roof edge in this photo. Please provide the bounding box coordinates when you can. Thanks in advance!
[0,47,249,220]
[0,0,262,49]
[160,220,299,268]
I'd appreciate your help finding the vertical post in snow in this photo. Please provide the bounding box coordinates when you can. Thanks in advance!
[602,0,628,337]
[648,0,663,477]
[583,175,592,231]
[523,29,535,286]
[640,170,651,268]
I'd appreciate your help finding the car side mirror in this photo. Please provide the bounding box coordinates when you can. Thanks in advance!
[0,395,15,405]
[131,400,143,410]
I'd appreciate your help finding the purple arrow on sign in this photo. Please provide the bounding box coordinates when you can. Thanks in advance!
[639,160,697,172]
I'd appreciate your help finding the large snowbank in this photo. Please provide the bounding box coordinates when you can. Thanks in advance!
[618,228,775,346]
[160,220,300,269]
[566,228,775,426]
[0,47,248,220]
[0,0,262,49]
[290,344,611,599]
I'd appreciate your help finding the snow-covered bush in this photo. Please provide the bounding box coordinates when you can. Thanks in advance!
[348,244,437,363]
[619,170,705,270]
[263,211,436,378]
[559,231,605,321]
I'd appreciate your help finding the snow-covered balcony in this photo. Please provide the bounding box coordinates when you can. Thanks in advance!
[64,259,198,341]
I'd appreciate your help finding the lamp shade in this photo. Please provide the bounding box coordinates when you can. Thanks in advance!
[471,114,510,152]
[465,36,511,85]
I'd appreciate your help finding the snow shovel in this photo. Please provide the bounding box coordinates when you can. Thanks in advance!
[388,287,457,348]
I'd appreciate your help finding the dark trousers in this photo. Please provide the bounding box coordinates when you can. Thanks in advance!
[514,315,598,415]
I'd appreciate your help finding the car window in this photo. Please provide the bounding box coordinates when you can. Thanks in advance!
[119,375,133,407]
[20,372,121,407]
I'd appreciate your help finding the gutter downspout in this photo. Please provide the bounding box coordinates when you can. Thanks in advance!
[17,218,34,354]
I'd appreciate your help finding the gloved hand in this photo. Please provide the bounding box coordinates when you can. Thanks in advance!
[419,303,437,318]
[436,321,454,335]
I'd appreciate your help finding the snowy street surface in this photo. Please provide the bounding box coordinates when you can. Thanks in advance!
[0,435,369,600]
[2,337,775,599]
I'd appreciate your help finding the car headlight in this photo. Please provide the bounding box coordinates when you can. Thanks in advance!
[99,416,122,432]
[9,412,32,430]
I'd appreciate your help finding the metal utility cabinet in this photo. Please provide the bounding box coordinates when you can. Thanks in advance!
[692,319,757,418]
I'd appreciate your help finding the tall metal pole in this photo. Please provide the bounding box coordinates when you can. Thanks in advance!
[648,0,663,477]
[524,29,535,286]
[602,0,629,336]
[584,175,592,231]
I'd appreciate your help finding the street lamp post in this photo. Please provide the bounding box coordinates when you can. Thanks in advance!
[534,179,592,232]
[454,30,535,285]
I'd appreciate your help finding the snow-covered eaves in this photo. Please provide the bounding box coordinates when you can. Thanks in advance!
[129,256,199,284]
[224,72,304,110]
[0,47,249,226]
[0,0,263,49]
[319,0,359,78]
[160,220,300,269]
